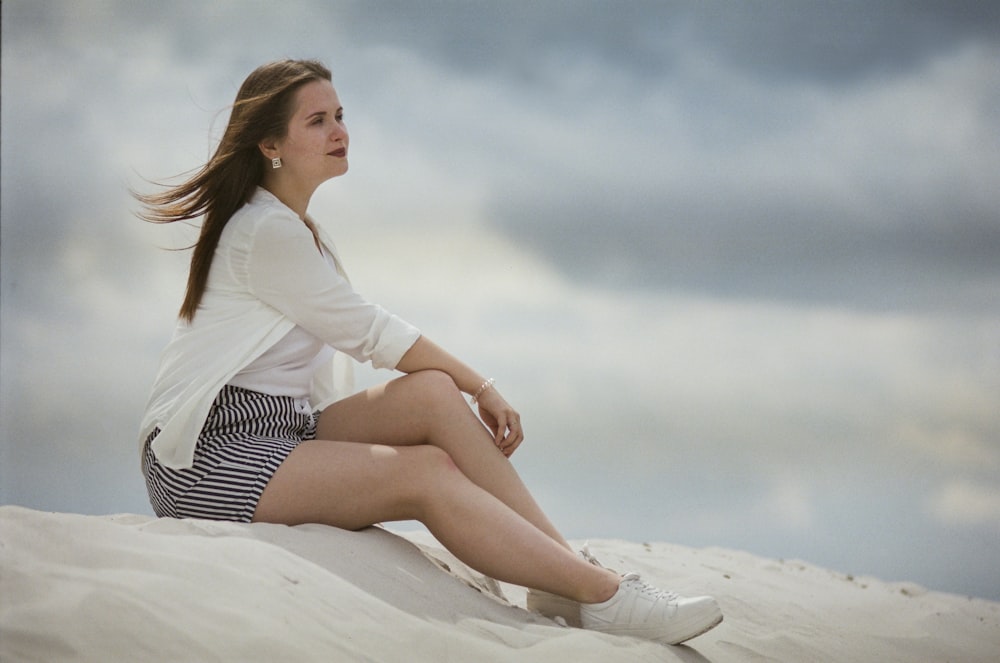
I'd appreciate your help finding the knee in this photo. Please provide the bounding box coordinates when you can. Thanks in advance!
[406,370,464,418]
[408,445,462,504]
[410,369,461,399]
[413,444,459,477]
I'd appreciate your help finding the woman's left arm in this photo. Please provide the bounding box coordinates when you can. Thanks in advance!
[395,336,523,456]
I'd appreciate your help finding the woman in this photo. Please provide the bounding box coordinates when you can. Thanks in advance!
[135,59,722,646]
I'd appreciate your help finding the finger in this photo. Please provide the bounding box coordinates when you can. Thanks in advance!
[501,424,523,454]
[494,419,506,447]
[501,420,516,441]
[502,433,523,457]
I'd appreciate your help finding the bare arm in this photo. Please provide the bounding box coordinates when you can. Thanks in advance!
[396,336,487,395]
[395,336,524,456]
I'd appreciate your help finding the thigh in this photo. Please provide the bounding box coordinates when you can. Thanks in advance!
[316,370,482,447]
[252,438,450,530]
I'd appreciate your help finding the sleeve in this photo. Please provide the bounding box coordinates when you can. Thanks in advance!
[242,214,420,370]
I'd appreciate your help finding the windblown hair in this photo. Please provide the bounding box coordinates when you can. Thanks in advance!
[134,59,332,322]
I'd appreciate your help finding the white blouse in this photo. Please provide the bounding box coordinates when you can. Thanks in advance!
[139,187,421,469]
[226,322,334,399]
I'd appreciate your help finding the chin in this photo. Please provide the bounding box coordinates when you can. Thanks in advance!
[321,168,348,184]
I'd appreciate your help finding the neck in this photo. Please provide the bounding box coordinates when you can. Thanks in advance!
[260,173,315,219]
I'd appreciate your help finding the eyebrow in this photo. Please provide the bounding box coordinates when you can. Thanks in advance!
[305,107,343,121]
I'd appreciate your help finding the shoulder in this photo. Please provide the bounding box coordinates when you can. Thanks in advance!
[231,188,300,230]
[224,189,312,246]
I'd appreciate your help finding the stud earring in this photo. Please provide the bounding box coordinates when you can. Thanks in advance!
[271,157,282,169]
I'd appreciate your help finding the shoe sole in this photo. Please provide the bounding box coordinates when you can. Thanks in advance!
[664,612,723,646]
[586,608,723,646]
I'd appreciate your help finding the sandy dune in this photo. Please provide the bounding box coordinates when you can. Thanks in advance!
[2,506,997,662]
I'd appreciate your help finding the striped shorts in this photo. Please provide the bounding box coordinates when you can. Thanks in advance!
[142,385,318,522]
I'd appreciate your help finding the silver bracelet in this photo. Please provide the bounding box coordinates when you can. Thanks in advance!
[470,377,496,405]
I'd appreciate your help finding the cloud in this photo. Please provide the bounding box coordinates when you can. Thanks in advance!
[332,1,1000,314]
[759,478,815,529]
[928,480,1000,528]
[893,421,1000,472]
[335,1,1000,85]
[485,40,1000,313]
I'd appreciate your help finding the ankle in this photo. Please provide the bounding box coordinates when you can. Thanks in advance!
[579,570,620,604]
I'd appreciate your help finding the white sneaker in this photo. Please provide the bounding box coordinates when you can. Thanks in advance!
[580,573,722,645]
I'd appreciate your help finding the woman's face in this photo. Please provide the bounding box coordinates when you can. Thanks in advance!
[273,79,349,188]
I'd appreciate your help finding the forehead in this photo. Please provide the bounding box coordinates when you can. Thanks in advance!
[291,79,340,116]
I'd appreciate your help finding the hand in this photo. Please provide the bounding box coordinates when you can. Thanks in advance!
[475,387,523,457]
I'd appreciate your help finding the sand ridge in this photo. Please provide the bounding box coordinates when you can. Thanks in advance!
[2,506,997,662]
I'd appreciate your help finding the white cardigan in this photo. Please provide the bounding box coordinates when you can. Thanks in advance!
[139,188,421,469]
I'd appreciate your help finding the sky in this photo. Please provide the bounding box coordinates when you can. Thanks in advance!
[2,1,999,601]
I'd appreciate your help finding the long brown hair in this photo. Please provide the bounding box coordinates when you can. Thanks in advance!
[134,59,332,322]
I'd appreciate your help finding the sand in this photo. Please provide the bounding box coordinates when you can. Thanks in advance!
[2,505,997,662]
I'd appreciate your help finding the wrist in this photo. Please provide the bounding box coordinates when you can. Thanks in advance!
[470,377,495,405]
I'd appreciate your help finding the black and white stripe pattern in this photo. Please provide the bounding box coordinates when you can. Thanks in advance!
[142,385,318,522]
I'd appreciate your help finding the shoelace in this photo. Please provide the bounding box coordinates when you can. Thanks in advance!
[580,543,603,567]
[621,572,680,603]
[580,546,681,603]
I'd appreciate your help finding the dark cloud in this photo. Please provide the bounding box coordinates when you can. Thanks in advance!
[672,0,1000,84]
[337,0,1000,84]
[491,178,1000,313]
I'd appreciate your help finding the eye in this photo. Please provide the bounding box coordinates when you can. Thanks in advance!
[311,116,324,126]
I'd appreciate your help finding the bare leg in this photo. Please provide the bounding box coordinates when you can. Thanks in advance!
[253,439,618,603]
[316,370,572,550]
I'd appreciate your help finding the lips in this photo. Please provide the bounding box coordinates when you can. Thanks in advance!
[329,148,347,157]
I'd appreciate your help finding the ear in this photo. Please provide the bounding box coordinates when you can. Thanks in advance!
[258,138,280,161]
